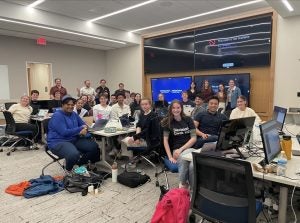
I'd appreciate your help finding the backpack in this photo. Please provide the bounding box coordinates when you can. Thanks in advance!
[117,170,150,188]
[151,188,190,223]
[63,172,103,196]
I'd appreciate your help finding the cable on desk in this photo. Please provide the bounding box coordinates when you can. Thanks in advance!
[283,124,297,137]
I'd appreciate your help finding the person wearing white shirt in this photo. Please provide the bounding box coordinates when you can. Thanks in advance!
[8,95,38,140]
[77,80,96,98]
[110,92,131,120]
[93,94,112,121]
[109,92,131,157]
[229,95,261,123]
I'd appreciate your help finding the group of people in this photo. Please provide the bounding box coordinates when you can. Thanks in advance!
[6,77,262,188]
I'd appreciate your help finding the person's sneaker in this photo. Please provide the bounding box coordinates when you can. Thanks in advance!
[179,182,189,189]
[108,148,119,156]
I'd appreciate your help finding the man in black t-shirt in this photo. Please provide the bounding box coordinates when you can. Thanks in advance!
[194,96,227,148]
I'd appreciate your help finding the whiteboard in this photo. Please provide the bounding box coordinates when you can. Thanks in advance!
[0,65,10,99]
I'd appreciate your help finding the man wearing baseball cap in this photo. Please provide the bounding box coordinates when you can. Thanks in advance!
[47,95,100,171]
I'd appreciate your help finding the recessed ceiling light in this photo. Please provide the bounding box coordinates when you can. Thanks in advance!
[130,0,263,33]
[88,0,158,23]
[281,0,294,12]
[27,0,46,8]
[0,17,126,45]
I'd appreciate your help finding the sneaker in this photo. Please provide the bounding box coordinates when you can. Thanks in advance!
[179,182,189,189]
[108,148,119,156]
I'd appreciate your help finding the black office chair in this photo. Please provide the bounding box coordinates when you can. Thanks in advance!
[4,102,17,110]
[2,111,37,156]
[190,152,263,223]
[41,118,65,176]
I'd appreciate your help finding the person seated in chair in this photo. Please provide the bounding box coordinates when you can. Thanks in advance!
[154,93,169,110]
[47,95,100,172]
[30,90,40,115]
[109,92,131,157]
[194,96,228,148]
[161,100,196,189]
[93,94,112,121]
[130,93,141,117]
[128,98,160,148]
[73,98,88,118]
[8,95,38,141]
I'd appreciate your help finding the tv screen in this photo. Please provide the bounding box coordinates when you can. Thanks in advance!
[272,106,287,131]
[194,16,272,70]
[144,31,195,74]
[194,73,250,105]
[151,76,192,104]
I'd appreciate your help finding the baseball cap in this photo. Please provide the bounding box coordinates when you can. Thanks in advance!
[61,95,76,104]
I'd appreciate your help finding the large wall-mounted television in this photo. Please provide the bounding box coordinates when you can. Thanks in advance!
[144,31,195,74]
[194,16,272,70]
[194,73,250,105]
[151,76,192,104]
[144,15,272,74]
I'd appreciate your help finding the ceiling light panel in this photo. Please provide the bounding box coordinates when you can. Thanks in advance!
[88,0,158,22]
[281,0,294,12]
[27,0,45,8]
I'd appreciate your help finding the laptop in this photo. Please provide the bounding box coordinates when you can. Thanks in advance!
[88,119,109,132]
[37,109,48,117]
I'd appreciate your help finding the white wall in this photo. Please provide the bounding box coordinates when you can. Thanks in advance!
[105,45,142,95]
[0,35,106,99]
[274,15,300,108]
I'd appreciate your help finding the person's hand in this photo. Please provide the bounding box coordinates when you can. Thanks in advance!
[127,137,134,144]
[173,149,182,159]
[80,126,88,135]
[76,88,80,93]
[201,133,208,139]
[169,157,177,164]
[134,139,141,145]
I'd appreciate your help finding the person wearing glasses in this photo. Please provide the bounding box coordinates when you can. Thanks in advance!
[47,95,100,172]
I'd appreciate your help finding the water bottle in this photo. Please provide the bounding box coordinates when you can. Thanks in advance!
[282,135,292,160]
[111,161,118,183]
[277,151,287,176]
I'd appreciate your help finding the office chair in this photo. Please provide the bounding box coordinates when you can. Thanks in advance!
[2,111,37,156]
[4,102,17,110]
[190,152,263,223]
[41,118,65,176]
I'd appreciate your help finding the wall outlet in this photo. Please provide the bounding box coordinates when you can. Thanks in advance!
[297,92,300,97]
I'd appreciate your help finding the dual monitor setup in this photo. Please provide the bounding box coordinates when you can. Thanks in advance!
[151,73,250,104]
[204,105,287,165]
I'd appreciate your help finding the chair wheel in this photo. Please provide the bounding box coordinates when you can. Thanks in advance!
[11,148,16,152]
[156,181,159,187]
[0,149,3,152]
[34,147,39,150]
[7,152,11,156]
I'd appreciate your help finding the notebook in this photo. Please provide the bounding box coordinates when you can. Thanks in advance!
[88,119,109,131]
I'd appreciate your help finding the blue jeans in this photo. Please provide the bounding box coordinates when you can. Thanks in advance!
[194,135,218,149]
[50,137,100,171]
[177,148,197,186]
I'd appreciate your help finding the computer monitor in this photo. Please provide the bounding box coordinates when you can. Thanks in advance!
[47,100,62,113]
[259,120,281,164]
[35,100,51,109]
[216,117,256,158]
[272,106,287,131]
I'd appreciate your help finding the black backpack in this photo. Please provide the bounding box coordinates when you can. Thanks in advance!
[117,170,150,188]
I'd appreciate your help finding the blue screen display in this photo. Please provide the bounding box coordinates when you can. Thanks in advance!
[151,76,192,104]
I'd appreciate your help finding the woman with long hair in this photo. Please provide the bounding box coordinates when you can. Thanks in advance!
[187,81,198,101]
[130,93,142,117]
[216,83,227,113]
[200,80,214,105]
[161,100,196,188]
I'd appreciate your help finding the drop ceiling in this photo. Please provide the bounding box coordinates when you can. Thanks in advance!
[0,0,299,50]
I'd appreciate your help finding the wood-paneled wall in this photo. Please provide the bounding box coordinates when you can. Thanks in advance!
[142,8,277,121]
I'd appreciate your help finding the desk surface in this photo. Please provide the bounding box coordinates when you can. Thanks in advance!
[90,128,135,137]
[182,148,300,187]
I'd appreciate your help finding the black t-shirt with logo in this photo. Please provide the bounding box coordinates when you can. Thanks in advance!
[194,111,228,135]
[163,116,195,151]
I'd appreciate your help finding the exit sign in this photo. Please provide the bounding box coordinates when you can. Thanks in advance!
[37,37,47,45]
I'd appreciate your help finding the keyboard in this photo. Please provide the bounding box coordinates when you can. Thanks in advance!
[246,155,264,164]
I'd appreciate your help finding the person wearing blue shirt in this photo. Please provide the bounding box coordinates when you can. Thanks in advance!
[47,95,100,171]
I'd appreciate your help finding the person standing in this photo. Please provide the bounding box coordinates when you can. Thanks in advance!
[216,83,227,113]
[187,81,198,101]
[114,83,126,95]
[77,80,96,99]
[50,78,67,99]
[226,79,241,111]
[191,94,205,119]
[200,80,214,106]
[95,79,110,104]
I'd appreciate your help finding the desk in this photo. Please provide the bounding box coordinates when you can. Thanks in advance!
[91,128,135,169]
[31,116,51,144]
[182,150,300,223]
